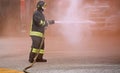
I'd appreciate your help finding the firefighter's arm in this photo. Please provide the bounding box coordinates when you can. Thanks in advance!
[46,20,55,25]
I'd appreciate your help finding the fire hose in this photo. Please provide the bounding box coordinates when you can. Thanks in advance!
[23,36,45,73]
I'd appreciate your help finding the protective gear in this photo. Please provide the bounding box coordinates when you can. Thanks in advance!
[36,54,47,62]
[30,9,48,36]
[29,36,47,63]
[29,0,55,63]
[36,1,46,11]
[29,53,47,63]
[47,20,55,24]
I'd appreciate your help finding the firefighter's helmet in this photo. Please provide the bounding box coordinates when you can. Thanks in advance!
[36,0,46,10]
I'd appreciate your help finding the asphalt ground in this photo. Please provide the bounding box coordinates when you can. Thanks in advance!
[0,36,120,73]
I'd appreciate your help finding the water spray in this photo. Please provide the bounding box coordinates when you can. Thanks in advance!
[55,20,96,24]
[51,0,97,44]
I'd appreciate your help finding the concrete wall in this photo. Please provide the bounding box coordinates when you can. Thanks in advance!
[0,0,119,37]
[0,0,20,37]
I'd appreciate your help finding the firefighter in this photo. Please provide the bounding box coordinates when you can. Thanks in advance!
[29,0,55,63]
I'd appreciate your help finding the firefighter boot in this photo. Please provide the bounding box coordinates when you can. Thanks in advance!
[29,52,36,63]
[36,54,47,62]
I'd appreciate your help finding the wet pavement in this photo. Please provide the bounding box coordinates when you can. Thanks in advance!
[0,36,120,73]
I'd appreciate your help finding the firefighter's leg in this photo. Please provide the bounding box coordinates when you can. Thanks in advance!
[29,36,41,63]
[36,40,47,62]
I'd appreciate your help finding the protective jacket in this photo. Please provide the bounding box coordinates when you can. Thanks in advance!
[30,9,47,37]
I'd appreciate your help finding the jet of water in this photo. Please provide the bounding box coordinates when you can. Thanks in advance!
[55,20,96,24]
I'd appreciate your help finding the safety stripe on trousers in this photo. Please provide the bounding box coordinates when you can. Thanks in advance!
[32,48,44,54]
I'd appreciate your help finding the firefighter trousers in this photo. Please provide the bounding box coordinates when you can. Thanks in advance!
[29,36,45,62]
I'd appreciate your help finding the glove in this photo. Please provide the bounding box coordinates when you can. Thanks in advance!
[47,20,55,24]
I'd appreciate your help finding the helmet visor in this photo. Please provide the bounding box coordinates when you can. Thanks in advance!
[42,3,47,9]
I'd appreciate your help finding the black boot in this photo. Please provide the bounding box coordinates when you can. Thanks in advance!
[29,52,36,63]
[36,54,47,62]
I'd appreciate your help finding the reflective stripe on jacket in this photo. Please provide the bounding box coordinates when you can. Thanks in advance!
[30,31,43,37]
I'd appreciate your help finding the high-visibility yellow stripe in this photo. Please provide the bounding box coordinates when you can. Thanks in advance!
[32,48,38,53]
[40,20,45,26]
[39,49,44,54]
[30,31,43,37]
[32,48,44,54]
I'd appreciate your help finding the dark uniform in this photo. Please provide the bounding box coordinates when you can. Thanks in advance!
[29,1,54,63]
